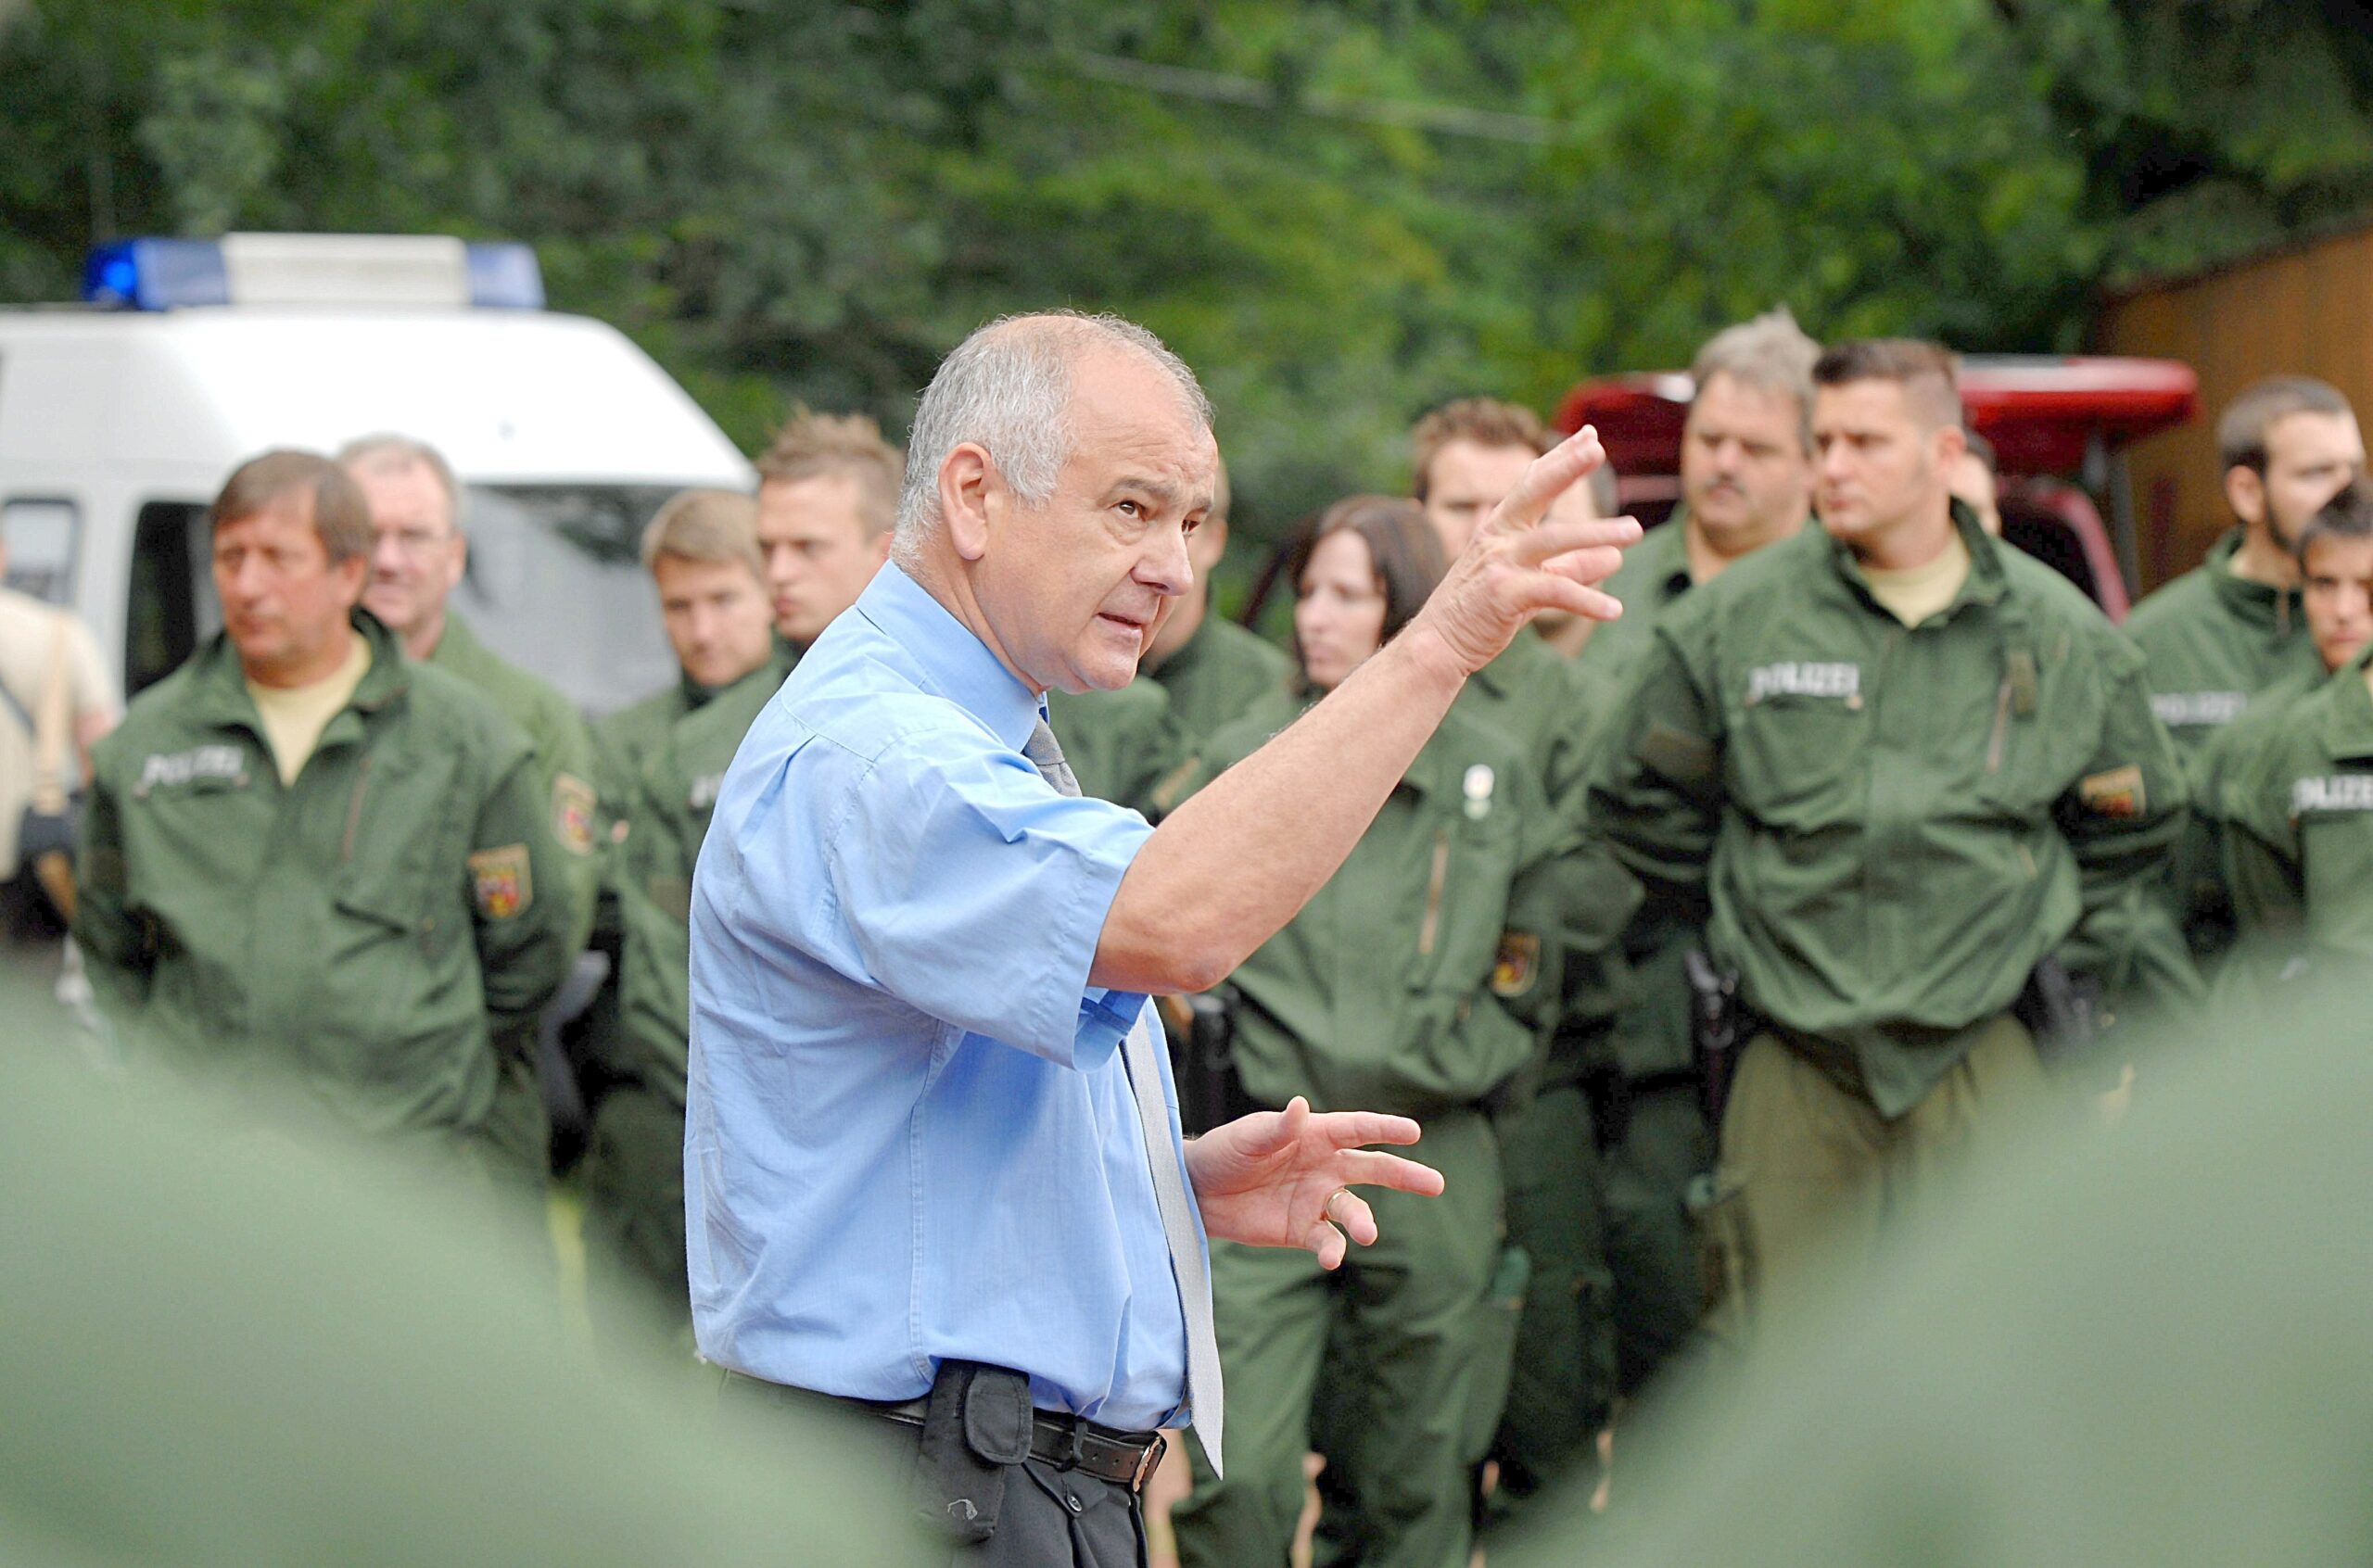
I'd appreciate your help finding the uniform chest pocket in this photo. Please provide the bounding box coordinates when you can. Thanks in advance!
[1977,674,2104,817]
[329,751,469,957]
[2300,807,2373,943]
[1405,810,1522,996]
[1727,696,1868,826]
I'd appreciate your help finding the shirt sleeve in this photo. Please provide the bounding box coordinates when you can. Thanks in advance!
[804,723,1154,1070]
[62,613,119,723]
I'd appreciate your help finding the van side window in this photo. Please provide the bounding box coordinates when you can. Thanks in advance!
[127,501,215,696]
[1,498,79,603]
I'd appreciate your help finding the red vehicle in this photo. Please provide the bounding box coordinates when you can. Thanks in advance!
[1552,355,2199,623]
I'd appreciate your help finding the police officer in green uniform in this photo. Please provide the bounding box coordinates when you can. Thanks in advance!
[580,489,785,1334]
[1168,497,1566,1568]
[592,491,779,836]
[341,435,601,924]
[75,451,575,1189]
[2208,485,2373,990]
[1591,341,2198,1334]
[1397,398,1634,1525]
[341,435,601,1173]
[2121,378,2362,958]
[1567,310,1821,1421]
[1140,456,1291,751]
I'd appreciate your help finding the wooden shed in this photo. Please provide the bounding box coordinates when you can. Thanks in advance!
[2096,220,2373,591]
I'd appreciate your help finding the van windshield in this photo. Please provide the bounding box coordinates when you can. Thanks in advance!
[457,485,679,718]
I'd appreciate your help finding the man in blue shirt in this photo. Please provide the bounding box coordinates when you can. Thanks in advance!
[686,310,1637,1563]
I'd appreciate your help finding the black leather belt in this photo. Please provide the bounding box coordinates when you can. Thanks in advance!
[725,1372,1168,1493]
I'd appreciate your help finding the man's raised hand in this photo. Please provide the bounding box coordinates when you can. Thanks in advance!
[1406,425,1641,677]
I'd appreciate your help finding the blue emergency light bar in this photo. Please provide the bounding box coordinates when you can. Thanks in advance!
[82,235,545,311]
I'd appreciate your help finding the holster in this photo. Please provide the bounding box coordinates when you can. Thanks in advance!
[1681,948,1747,1130]
[2013,956,2104,1073]
[1163,988,1253,1137]
[911,1360,1034,1544]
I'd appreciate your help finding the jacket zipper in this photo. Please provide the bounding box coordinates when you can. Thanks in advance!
[340,755,372,865]
[1986,676,2014,773]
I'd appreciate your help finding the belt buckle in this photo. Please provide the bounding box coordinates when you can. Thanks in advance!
[1130,1432,1168,1493]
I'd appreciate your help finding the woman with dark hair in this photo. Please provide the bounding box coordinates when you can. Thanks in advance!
[1167,496,1566,1568]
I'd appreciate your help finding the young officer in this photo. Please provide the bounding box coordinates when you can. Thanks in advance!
[2122,378,2362,958]
[2207,484,2373,987]
[581,490,786,1335]
[1590,341,2198,1332]
[75,451,574,1187]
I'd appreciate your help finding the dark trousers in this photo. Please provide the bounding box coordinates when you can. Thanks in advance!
[718,1371,1148,1567]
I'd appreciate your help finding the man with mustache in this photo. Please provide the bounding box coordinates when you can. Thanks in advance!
[75,451,574,1187]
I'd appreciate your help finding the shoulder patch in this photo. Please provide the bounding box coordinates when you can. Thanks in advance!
[468,843,534,920]
[552,773,597,855]
[2077,764,2146,819]
[1491,931,1542,998]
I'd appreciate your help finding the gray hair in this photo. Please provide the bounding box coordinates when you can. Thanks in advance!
[893,312,1212,558]
[336,432,465,534]
[1690,307,1821,454]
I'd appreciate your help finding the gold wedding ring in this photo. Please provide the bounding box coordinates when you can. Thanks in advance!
[1318,1186,1352,1226]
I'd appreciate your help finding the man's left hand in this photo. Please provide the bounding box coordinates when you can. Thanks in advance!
[1182,1097,1446,1270]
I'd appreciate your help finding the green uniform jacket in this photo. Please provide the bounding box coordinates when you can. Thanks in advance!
[2123,529,2318,751]
[75,613,576,1142]
[610,651,791,1104]
[2123,529,2323,957]
[428,613,602,942]
[1456,617,1643,1076]
[2213,644,2373,968]
[593,679,704,838]
[2185,664,2325,952]
[1182,688,1566,1118]
[1591,505,2199,1117]
[1144,613,1289,745]
[1575,509,1698,682]
[1046,677,1188,816]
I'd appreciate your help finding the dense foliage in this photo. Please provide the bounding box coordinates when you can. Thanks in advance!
[6,0,2371,556]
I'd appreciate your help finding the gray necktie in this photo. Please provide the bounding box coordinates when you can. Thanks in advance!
[1025,716,1225,1473]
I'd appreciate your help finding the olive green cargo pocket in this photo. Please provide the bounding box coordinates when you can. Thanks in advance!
[1728,699,1863,824]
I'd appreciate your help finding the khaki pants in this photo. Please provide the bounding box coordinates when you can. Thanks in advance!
[1704,1013,2047,1339]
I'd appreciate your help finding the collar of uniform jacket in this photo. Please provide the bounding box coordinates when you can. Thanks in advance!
[2323,639,2373,763]
[182,607,411,737]
[849,561,1043,755]
[2201,526,2305,633]
[1823,498,2008,621]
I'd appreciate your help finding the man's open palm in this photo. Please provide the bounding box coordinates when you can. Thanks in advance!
[1183,1097,1447,1271]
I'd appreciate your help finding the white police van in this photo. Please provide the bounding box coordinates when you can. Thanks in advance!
[0,233,752,714]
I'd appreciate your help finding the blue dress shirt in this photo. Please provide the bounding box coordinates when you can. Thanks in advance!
[684,562,1199,1430]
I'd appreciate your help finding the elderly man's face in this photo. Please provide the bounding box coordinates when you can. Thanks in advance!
[350,459,464,643]
[979,349,1217,694]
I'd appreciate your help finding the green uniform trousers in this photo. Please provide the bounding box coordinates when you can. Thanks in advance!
[1706,1013,2047,1338]
[1485,1082,1613,1508]
[580,1082,688,1342]
[1172,1109,1503,1568]
[1598,1080,1707,1394]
